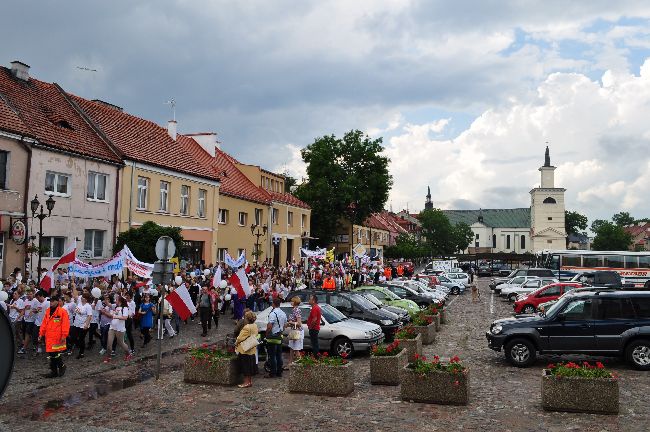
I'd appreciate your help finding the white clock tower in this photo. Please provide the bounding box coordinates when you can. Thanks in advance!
[530,147,567,251]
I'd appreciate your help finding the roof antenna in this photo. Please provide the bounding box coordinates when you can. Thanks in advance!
[164,98,176,121]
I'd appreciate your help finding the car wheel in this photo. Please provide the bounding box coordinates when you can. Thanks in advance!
[523,305,536,314]
[508,293,517,302]
[626,339,650,371]
[331,337,354,358]
[452,287,460,295]
[504,338,536,368]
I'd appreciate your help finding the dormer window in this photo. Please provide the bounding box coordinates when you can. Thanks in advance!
[543,197,556,204]
[57,120,73,130]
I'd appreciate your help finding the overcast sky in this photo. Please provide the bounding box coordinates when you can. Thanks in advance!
[2,1,650,223]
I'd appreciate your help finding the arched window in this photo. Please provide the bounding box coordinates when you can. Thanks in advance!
[492,234,496,248]
[520,235,525,249]
[506,235,511,249]
[543,197,556,204]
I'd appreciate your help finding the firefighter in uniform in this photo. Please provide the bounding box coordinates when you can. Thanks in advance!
[38,294,70,378]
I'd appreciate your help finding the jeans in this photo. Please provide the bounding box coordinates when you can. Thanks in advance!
[267,342,283,376]
[309,329,320,355]
[125,318,135,351]
[199,307,211,335]
[100,324,110,350]
[71,326,88,355]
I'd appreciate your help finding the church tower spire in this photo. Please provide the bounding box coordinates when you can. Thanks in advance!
[425,186,433,210]
[530,145,566,251]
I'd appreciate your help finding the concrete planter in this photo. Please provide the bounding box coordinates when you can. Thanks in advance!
[183,355,240,386]
[425,313,441,331]
[440,308,447,324]
[400,366,469,405]
[395,333,422,362]
[288,362,354,396]
[370,349,408,385]
[541,370,619,414]
[412,322,436,345]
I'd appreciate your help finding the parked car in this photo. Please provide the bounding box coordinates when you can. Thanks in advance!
[486,289,650,369]
[355,292,410,324]
[569,270,635,289]
[416,274,440,286]
[389,280,447,303]
[512,282,582,314]
[437,274,466,295]
[379,283,436,309]
[500,278,559,302]
[490,268,556,290]
[256,303,383,357]
[493,275,541,295]
[444,272,470,287]
[289,290,400,340]
[353,286,420,314]
[477,266,493,277]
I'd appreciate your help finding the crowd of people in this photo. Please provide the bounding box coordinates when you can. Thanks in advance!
[0,259,414,380]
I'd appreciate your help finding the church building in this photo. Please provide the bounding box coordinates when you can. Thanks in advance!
[430,147,566,254]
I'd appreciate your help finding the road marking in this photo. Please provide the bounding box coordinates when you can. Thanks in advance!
[446,294,460,308]
[490,292,495,315]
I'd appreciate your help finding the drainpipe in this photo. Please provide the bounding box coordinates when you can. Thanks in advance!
[112,166,120,245]
[21,137,32,273]
[128,161,136,228]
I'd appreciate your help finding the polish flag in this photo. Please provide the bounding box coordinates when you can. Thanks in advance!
[165,284,197,321]
[229,267,252,299]
[40,245,76,292]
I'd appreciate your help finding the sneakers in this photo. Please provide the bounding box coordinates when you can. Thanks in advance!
[37,347,43,354]
[110,351,116,357]
[124,353,133,361]
[17,348,25,355]
[129,349,135,355]
[99,348,106,355]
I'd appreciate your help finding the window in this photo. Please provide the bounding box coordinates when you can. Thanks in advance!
[301,214,306,229]
[86,172,107,201]
[237,248,245,257]
[640,256,650,269]
[597,298,635,320]
[0,151,8,189]
[582,255,602,268]
[288,211,293,227]
[539,285,561,297]
[624,256,639,269]
[45,171,71,196]
[543,197,557,204]
[137,177,148,209]
[561,255,581,267]
[84,230,105,258]
[475,234,479,240]
[218,209,228,224]
[198,189,207,217]
[561,299,593,320]
[492,234,496,248]
[238,212,247,226]
[218,248,228,262]
[41,236,66,258]
[520,235,526,249]
[547,217,553,221]
[159,181,169,212]
[272,208,279,225]
[632,298,650,318]
[255,208,263,225]
[506,235,511,249]
[180,185,190,215]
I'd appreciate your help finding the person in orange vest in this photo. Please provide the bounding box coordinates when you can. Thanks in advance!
[38,294,70,378]
[322,273,336,291]
[383,266,392,281]
[397,264,404,277]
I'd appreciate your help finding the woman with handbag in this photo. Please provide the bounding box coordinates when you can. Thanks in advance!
[286,296,304,363]
[235,311,259,388]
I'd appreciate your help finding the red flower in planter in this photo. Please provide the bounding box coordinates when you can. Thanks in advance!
[450,356,460,363]
[341,352,348,359]
[201,343,208,348]
[453,380,460,387]
[433,355,440,363]
[547,363,555,369]
[596,361,605,369]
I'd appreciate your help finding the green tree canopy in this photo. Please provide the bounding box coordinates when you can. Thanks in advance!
[592,221,632,251]
[453,222,475,253]
[283,173,297,193]
[295,130,392,245]
[114,221,183,263]
[419,209,456,256]
[565,210,588,247]
[590,219,607,233]
[612,211,635,227]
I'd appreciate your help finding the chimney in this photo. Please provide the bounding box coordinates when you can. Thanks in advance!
[10,60,30,81]
[186,132,218,157]
[167,120,177,141]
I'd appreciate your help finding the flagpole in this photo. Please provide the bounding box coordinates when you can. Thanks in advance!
[156,257,169,380]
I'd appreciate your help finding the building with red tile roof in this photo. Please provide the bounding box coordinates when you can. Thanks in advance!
[624,222,650,251]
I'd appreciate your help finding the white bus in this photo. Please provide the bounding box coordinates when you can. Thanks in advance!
[537,250,650,288]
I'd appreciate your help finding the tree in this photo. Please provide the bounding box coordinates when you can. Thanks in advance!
[418,209,456,256]
[114,221,183,263]
[295,130,392,245]
[283,173,297,193]
[452,223,474,253]
[565,210,588,247]
[612,211,635,227]
[592,221,632,251]
[590,219,607,233]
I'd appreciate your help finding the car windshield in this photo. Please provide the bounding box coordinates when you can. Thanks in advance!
[380,289,401,301]
[361,293,383,306]
[320,304,346,323]
[439,276,450,283]
[543,297,568,317]
[350,294,378,310]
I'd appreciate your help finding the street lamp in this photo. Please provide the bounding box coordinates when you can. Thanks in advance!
[30,194,56,285]
[250,223,267,262]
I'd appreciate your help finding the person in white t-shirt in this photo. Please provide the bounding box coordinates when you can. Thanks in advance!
[18,289,34,354]
[104,296,132,363]
[71,293,93,359]
[124,292,136,354]
[32,291,50,354]
[158,296,176,339]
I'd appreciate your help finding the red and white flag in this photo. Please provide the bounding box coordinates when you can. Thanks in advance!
[165,284,197,321]
[229,267,252,299]
[40,245,76,292]
[211,265,222,287]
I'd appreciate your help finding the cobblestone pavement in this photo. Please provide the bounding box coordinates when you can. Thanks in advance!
[1,278,649,432]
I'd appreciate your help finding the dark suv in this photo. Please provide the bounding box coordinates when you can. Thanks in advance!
[486,289,650,370]
[290,290,400,340]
